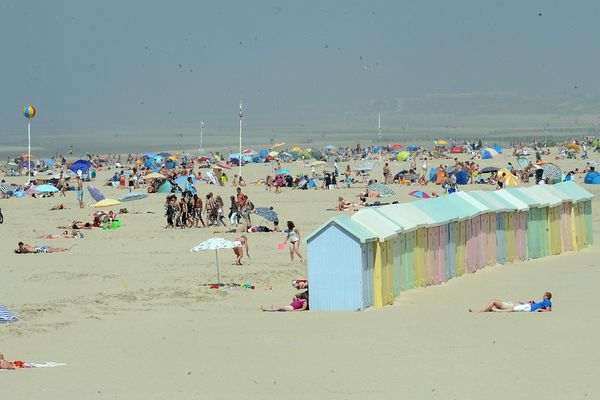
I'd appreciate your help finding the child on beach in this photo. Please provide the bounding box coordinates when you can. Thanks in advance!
[283,221,304,262]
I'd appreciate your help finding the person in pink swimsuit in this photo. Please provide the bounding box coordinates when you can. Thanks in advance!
[261,291,308,312]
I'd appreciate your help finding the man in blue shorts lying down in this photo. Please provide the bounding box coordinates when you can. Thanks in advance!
[473,292,552,313]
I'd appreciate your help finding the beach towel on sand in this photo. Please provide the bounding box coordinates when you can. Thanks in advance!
[0,304,17,324]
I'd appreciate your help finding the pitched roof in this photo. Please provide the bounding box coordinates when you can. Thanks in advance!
[305,215,378,244]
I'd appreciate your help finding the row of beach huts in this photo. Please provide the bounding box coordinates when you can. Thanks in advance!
[305,181,593,311]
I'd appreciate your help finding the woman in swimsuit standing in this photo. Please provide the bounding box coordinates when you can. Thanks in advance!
[283,221,304,262]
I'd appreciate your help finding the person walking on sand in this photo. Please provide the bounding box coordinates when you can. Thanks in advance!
[232,235,250,265]
[76,176,84,208]
[283,221,304,262]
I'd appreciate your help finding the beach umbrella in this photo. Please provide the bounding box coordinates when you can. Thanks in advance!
[279,152,292,159]
[0,183,11,194]
[390,144,404,151]
[254,207,278,223]
[144,152,157,158]
[35,184,58,193]
[87,186,106,202]
[276,169,290,175]
[367,183,395,197]
[409,190,430,199]
[271,142,285,149]
[157,152,171,157]
[482,149,497,159]
[93,198,121,208]
[144,172,166,180]
[119,192,148,214]
[174,175,196,186]
[291,146,302,152]
[69,159,92,174]
[6,162,18,167]
[567,143,581,152]
[119,192,147,202]
[43,159,56,167]
[299,149,312,159]
[479,166,499,174]
[437,140,448,145]
[540,163,562,183]
[191,237,242,285]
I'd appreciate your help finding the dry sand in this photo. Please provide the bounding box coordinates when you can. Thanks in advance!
[2,151,600,399]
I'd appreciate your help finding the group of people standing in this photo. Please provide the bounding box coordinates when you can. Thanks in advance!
[164,185,254,229]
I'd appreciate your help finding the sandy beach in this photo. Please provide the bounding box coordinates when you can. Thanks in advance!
[1,150,600,399]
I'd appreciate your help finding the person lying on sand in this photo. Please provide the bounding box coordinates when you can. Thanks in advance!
[38,230,84,239]
[50,204,67,210]
[58,221,92,230]
[14,242,73,254]
[261,290,308,312]
[232,235,250,265]
[471,292,552,313]
[0,353,15,370]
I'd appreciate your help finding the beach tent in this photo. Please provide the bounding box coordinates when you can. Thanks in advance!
[453,170,468,185]
[352,208,403,306]
[551,182,594,248]
[450,146,463,154]
[498,168,520,187]
[306,215,378,311]
[396,151,410,161]
[69,159,91,174]
[157,182,172,193]
[584,171,600,184]
[299,150,313,160]
[523,186,563,255]
[259,150,269,158]
[505,188,549,259]
[482,149,496,159]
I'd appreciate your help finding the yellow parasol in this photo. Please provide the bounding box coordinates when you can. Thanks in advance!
[144,172,166,180]
[437,140,448,145]
[268,151,279,157]
[93,199,122,208]
[291,146,302,152]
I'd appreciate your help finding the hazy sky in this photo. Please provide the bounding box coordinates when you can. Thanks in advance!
[1,0,599,140]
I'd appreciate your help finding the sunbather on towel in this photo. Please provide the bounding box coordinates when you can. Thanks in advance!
[14,242,73,254]
[38,230,84,239]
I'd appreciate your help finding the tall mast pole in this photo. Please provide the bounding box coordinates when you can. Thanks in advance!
[239,100,243,179]
[378,113,382,165]
[200,121,205,154]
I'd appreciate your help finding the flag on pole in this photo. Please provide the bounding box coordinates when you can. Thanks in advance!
[239,101,243,119]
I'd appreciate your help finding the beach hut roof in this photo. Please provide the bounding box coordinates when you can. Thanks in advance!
[536,185,573,203]
[504,187,543,208]
[305,215,378,244]
[452,191,489,213]
[411,198,459,226]
[445,192,488,218]
[552,181,594,203]
[523,186,562,207]
[373,203,432,232]
[465,191,510,213]
[491,190,529,211]
[351,208,403,242]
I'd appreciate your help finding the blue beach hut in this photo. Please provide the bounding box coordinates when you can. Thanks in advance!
[306,215,378,311]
